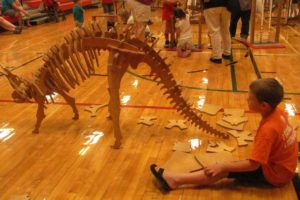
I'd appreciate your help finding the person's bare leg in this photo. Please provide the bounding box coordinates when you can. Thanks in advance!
[170,18,175,43]
[0,17,16,31]
[177,48,185,57]
[183,49,191,57]
[16,12,23,27]
[153,166,228,189]
[135,21,147,40]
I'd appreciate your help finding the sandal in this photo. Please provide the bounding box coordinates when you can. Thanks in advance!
[150,164,171,192]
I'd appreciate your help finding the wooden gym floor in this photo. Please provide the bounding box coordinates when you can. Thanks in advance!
[0,7,300,199]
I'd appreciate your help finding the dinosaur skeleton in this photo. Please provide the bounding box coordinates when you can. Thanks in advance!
[0,21,228,148]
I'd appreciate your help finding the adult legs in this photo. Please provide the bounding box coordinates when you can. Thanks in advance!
[220,7,231,56]
[135,21,147,40]
[230,9,241,37]
[204,7,222,59]
[240,10,251,39]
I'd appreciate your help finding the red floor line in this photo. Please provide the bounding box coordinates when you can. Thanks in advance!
[0,99,299,115]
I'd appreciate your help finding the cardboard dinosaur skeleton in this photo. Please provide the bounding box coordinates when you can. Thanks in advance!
[0,21,228,148]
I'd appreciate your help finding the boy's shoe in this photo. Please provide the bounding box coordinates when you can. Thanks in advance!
[164,40,170,48]
[13,26,22,34]
[170,41,177,48]
[210,57,222,64]
[222,54,231,60]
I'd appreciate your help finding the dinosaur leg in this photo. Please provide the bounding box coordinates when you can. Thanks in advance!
[107,52,127,149]
[32,97,46,134]
[58,90,79,120]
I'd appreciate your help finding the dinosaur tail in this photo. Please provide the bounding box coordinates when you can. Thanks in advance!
[127,39,228,139]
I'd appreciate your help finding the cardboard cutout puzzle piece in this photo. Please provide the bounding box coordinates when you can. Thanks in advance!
[137,116,157,126]
[173,141,192,153]
[162,151,202,173]
[10,194,31,200]
[195,152,235,167]
[222,116,248,125]
[84,104,108,117]
[224,108,245,117]
[206,141,236,153]
[197,104,223,115]
[227,130,254,146]
[216,119,244,131]
[165,120,187,130]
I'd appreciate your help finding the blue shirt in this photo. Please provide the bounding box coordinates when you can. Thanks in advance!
[2,0,14,12]
[73,5,84,23]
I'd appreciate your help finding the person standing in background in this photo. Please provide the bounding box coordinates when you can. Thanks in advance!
[203,0,231,64]
[73,0,84,28]
[229,0,251,41]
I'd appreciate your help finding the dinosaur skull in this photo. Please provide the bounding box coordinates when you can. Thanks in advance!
[0,66,29,102]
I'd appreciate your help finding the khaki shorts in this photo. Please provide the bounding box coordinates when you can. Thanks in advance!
[126,0,151,22]
[177,38,193,50]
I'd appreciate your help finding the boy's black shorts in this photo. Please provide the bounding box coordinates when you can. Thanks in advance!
[228,167,270,185]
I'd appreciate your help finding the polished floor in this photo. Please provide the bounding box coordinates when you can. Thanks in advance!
[0,6,299,200]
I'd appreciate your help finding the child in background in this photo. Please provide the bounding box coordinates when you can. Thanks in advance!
[174,8,193,57]
[73,0,84,28]
[2,0,31,27]
[0,16,22,34]
[162,0,177,48]
[151,78,298,191]
[102,0,115,30]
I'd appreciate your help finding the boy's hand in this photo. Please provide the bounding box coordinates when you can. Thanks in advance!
[204,163,226,177]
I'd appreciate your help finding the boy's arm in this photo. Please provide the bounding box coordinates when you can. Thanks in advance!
[204,159,260,177]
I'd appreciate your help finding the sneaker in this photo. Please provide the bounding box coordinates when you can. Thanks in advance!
[210,58,222,64]
[222,54,231,60]
[170,41,177,48]
[13,26,22,34]
[164,40,170,48]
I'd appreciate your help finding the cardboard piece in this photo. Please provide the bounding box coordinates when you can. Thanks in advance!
[195,152,235,167]
[227,130,254,146]
[162,151,202,173]
[198,104,223,115]
[222,116,248,125]
[216,119,244,131]
[84,104,108,117]
[137,116,157,126]
[9,194,31,200]
[223,108,245,117]
[173,141,192,153]
[206,141,236,153]
[165,120,187,130]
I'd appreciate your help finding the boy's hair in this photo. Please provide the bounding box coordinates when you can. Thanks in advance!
[249,78,284,109]
[73,0,80,3]
[174,8,186,19]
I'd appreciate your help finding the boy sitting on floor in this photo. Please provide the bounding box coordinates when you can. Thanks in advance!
[151,78,298,191]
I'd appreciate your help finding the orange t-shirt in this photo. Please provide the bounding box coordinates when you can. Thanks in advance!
[250,107,298,187]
